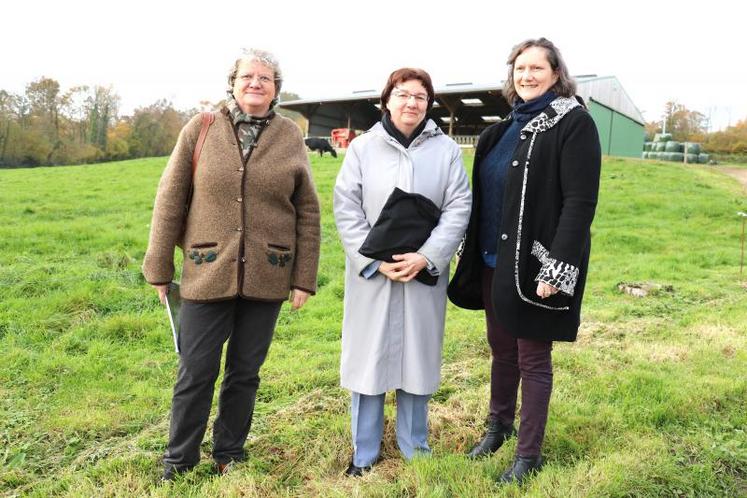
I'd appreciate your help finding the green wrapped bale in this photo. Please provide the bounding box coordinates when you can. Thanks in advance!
[670,152,684,162]
[655,142,667,152]
[686,153,698,163]
[685,143,701,154]
[654,133,672,142]
[665,141,683,152]
[698,153,710,164]
[643,142,653,151]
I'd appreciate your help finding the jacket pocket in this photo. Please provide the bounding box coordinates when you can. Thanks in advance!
[265,243,293,268]
[190,242,218,249]
[267,243,291,252]
[513,240,571,310]
[187,242,219,265]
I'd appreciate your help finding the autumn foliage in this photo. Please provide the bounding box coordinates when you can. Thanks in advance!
[645,101,747,162]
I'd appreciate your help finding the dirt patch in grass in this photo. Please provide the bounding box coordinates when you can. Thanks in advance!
[718,167,747,191]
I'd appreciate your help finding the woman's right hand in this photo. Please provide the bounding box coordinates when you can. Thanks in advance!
[379,253,427,282]
[152,284,170,304]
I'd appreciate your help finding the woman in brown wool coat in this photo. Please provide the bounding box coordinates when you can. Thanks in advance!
[142,48,320,481]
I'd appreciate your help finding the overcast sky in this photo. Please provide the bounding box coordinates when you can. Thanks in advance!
[3,0,743,131]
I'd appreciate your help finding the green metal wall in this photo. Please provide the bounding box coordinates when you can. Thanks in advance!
[588,100,644,158]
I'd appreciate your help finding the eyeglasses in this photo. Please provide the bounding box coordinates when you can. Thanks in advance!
[391,89,428,103]
[238,73,275,85]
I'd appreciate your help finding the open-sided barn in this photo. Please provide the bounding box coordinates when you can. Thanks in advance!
[278,75,644,157]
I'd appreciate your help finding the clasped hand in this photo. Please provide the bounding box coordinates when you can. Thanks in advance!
[378,253,427,282]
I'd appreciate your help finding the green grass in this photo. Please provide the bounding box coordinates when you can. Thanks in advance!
[1,154,746,497]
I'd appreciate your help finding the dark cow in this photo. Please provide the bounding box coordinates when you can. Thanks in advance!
[304,137,338,158]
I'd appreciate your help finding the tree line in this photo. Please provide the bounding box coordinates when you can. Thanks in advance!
[0,77,303,168]
[3,77,746,167]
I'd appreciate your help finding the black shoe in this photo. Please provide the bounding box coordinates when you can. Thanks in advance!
[161,465,192,482]
[344,461,373,477]
[498,455,544,484]
[467,416,516,459]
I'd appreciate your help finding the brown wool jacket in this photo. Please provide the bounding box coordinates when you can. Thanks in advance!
[142,108,321,302]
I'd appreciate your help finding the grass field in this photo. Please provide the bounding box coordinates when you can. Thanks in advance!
[1,153,746,497]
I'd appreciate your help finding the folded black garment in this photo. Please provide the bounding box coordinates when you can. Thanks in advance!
[359,187,441,286]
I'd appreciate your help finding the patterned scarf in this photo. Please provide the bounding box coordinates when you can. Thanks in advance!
[225,93,275,160]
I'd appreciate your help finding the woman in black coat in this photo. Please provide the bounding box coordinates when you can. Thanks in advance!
[448,38,601,484]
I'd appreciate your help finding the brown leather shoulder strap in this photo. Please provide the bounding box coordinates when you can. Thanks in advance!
[192,111,215,176]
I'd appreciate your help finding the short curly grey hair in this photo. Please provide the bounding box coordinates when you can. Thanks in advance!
[228,48,283,102]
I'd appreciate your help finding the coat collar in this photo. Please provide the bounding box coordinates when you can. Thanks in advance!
[370,119,443,149]
[521,96,581,133]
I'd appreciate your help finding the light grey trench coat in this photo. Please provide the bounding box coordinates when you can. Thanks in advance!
[334,120,471,395]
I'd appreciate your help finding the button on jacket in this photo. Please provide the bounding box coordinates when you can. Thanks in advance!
[143,108,321,302]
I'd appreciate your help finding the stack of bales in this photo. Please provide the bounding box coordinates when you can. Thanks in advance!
[642,133,710,164]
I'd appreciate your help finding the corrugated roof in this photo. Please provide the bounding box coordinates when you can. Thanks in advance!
[279,75,644,134]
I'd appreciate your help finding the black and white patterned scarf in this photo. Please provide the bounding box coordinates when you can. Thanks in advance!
[225,93,275,160]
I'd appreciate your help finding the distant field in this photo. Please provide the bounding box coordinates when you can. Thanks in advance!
[1,154,746,497]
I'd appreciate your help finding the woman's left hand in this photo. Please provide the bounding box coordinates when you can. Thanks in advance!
[536,282,559,299]
[290,289,311,310]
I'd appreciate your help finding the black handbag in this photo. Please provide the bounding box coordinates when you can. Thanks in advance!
[359,187,441,286]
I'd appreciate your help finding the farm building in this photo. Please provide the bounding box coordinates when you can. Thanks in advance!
[278,75,644,158]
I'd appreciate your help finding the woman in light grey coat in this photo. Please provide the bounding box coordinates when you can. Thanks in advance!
[333,68,471,476]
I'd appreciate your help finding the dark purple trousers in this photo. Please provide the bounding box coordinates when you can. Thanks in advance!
[482,267,553,457]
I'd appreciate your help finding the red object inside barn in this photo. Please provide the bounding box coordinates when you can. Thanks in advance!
[331,128,356,148]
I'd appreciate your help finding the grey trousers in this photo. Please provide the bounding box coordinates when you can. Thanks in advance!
[163,297,281,470]
[351,390,431,467]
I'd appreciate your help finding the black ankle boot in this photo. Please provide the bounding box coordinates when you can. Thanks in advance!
[344,461,373,477]
[467,416,516,459]
[498,454,544,484]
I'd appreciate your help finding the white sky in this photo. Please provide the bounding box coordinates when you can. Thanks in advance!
[2,0,743,131]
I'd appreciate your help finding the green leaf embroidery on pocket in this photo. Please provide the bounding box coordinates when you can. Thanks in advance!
[190,249,217,265]
[266,251,293,267]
